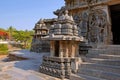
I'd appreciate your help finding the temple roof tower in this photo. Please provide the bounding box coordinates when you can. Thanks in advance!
[46,10,83,41]
[33,19,48,39]
[30,19,50,53]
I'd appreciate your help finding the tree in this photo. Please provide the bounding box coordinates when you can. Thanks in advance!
[7,26,16,40]
[12,30,34,49]
[0,30,9,40]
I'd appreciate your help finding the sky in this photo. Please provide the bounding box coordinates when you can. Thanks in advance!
[0,0,64,30]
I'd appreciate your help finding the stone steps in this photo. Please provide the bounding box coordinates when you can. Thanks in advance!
[79,62,120,74]
[72,45,120,80]
[70,73,106,80]
[78,68,120,80]
[87,54,120,60]
[97,45,120,49]
[88,49,120,55]
[84,58,120,66]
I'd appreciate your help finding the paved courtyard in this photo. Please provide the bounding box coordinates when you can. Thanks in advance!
[0,50,63,80]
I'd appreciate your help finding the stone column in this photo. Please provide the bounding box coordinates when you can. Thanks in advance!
[71,41,75,58]
[60,60,65,79]
[75,42,79,57]
[50,41,54,57]
[59,41,63,58]
[68,41,72,57]
[65,41,69,57]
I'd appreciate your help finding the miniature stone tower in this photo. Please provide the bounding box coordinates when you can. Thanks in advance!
[30,19,50,52]
[39,10,84,79]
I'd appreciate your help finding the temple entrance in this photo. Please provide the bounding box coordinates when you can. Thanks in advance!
[110,4,120,44]
[54,41,59,57]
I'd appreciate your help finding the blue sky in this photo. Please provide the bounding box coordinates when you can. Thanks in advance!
[0,0,64,30]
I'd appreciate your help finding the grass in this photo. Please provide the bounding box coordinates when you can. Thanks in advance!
[0,51,8,55]
[0,44,9,55]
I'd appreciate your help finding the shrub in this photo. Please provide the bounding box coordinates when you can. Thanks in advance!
[0,44,8,51]
[0,44,8,55]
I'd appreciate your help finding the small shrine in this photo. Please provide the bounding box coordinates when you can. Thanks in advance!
[39,10,84,79]
[34,19,48,38]
[30,19,50,52]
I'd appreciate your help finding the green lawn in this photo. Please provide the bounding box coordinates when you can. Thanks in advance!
[0,44,9,55]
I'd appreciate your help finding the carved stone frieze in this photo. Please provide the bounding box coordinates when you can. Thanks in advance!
[39,57,72,79]
[73,7,108,47]
[88,9,107,45]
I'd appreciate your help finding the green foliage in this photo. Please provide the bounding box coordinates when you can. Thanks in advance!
[12,30,34,49]
[0,51,8,55]
[0,44,8,51]
[0,27,34,49]
[0,44,8,55]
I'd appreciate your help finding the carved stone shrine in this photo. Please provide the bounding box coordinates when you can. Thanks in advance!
[30,19,50,53]
[39,10,84,79]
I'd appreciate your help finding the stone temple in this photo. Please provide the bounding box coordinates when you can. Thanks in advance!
[30,0,120,80]
[31,0,120,52]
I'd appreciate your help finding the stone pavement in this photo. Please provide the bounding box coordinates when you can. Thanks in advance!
[0,50,67,80]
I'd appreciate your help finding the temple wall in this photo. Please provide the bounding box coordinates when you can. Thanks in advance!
[64,0,120,47]
[30,39,50,53]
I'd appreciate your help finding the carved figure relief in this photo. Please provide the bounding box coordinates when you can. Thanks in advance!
[73,8,107,45]
[73,11,89,37]
[88,9,107,44]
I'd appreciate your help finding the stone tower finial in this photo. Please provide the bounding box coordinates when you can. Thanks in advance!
[39,18,44,23]
[58,13,65,20]
[65,10,69,14]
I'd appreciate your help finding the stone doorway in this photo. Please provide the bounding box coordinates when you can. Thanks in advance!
[54,41,59,57]
[110,4,120,44]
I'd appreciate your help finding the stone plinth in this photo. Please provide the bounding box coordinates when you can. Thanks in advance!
[39,56,81,79]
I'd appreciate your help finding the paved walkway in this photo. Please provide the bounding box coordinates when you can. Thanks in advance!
[0,50,64,80]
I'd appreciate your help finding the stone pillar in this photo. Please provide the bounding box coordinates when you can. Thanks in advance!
[59,41,63,58]
[71,41,75,58]
[65,41,69,57]
[50,41,54,57]
[66,58,71,78]
[60,60,65,79]
[68,41,72,57]
[75,42,79,57]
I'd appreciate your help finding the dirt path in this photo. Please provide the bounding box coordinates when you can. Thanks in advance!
[0,55,7,59]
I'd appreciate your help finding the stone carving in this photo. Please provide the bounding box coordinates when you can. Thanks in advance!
[66,0,109,10]
[39,10,84,79]
[88,9,107,44]
[50,10,80,36]
[54,6,67,17]
[73,8,107,46]
[73,11,89,38]
[39,57,72,79]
